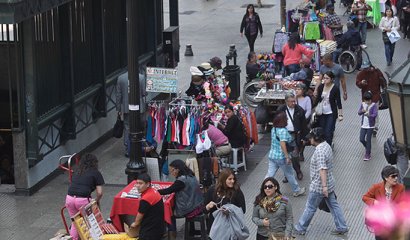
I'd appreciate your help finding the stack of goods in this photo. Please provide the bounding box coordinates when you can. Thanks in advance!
[318,40,337,56]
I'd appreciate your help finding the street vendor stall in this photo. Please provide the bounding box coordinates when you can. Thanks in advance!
[110,181,175,232]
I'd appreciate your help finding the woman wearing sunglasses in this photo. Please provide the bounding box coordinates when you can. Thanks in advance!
[362,166,405,240]
[252,177,294,240]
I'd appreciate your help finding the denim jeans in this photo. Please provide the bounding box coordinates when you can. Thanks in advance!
[284,64,301,76]
[360,128,374,154]
[332,48,343,63]
[358,21,367,44]
[266,158,301,193]
[295,191,348,232]
[384,42,396,64]
[318,113,336,145]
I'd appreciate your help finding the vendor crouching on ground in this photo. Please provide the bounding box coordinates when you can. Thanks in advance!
[131,173,165,240]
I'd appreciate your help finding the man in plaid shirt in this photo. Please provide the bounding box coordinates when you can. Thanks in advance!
[351,0,372,48]
[294,127,348,236]
[324,4,343,41]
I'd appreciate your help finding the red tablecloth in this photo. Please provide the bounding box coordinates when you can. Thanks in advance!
[109,181,174,232]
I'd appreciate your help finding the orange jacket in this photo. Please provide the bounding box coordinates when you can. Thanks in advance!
[362,181,405,206]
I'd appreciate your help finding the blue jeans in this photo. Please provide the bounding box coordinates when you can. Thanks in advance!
[332,48,343,63]
[284,64,301,76]
[384,42,395,64]
[358,22,367,44]
[266,158,301,193]
[295,191,348,232]
[318,114,336,145]
[360,128,374,154]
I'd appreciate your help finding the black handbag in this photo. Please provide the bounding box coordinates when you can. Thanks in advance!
[113,115,124,138]
[254,103,268,124]
[379,91,389,110]
[382,32,390,43]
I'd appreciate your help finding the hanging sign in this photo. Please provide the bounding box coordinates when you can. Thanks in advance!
[146,67,178,93]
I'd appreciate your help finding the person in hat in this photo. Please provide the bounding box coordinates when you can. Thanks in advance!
[362,165,405,240]
[355,60,387,136]
[323,4,343,41]
[294,127,348,236]
[209,57,222,71]
[240,4,263,52]
[185,66,205,98]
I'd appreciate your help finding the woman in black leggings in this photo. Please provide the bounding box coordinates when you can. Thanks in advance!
[240,4,263,52]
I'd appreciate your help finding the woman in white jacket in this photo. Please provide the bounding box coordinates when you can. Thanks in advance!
[379,7,400,66]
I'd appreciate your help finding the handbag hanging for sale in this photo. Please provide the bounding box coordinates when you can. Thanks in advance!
[112,115,124,138]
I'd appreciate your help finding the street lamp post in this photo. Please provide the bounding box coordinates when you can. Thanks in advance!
[125,0,146,183]
[386,58,410,189]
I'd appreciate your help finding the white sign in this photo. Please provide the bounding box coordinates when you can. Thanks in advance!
[146,67,178,93]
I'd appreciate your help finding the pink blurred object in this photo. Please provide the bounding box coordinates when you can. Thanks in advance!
[365,200,397,236]
[396,194,410,228]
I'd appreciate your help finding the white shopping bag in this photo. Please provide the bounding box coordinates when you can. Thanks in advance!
[387,30,401,44]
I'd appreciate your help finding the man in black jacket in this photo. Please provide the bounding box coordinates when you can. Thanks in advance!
[277,92,308,181]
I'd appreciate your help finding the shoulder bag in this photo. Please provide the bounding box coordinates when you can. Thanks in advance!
[275,128,296,153]
[113,114,124,138]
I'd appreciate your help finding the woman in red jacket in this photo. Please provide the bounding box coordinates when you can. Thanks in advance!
[282,33,315,76]
[362,166,405,240]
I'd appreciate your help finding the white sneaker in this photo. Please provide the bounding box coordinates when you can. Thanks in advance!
[293,187,306,197]
[361,44,367,49]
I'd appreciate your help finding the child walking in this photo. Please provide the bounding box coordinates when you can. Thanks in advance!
[358,91,378,161]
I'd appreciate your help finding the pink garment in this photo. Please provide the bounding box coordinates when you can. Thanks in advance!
[182,116,190,146]
[65,195,90,240]
[207,125,228,147]
[282,43,314,66]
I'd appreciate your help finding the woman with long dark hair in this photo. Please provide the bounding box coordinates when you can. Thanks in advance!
[252,177,293,240]
[158,159,203,239]
[315,71,343,146]
[379,7,400,66]
[240,4,263,52]
[282,32,315,76]
[65,153,105,240]
[205,168,246,227]
[267,112,305,197]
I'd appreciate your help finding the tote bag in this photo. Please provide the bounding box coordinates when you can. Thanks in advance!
[387,29,401,44]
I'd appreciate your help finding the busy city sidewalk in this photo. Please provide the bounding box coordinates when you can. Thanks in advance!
[0,0,410,239]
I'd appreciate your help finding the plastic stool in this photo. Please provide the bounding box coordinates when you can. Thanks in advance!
[222,147,246,172]
[184,214,207,240]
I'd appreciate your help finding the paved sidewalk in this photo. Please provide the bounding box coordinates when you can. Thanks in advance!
[0,0,409,239]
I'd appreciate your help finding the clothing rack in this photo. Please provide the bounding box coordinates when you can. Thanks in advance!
[169,97,202,107]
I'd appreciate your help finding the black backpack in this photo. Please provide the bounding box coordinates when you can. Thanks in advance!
[384,137,398,165]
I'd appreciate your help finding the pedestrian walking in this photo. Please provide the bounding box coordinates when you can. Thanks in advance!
[398,0,410,39]
[294,127,348,236]
[362,166,405,240]
[282,33,315,76]
[277,92,308,181]
[315,53,347,101]
[314,71,343,146]
[379,7,400,66]
[205,168,246,228]
[351,0,373,48]
[266,112,306,198]
[252,177,293,240]
[65,153,105,240]
[358,91,378,161]
[240,4,263,52]
[355,61,387,136]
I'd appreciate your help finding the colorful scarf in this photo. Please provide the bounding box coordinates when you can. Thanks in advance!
[260,194,283,213]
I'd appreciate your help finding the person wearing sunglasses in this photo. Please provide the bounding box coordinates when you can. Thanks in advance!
[252,177,294,240]
[362,165,405,240]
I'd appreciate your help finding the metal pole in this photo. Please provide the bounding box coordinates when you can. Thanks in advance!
[125,0,146,183]
[169,0,179,27]
[280,0,286,28]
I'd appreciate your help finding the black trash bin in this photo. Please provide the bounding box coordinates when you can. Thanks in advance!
[223,65,241,100]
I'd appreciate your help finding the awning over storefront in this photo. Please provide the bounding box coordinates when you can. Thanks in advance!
[0,0,72,23]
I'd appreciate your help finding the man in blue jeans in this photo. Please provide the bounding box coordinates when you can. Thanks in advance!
[294,127,348,236]
[351,0,372,48]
